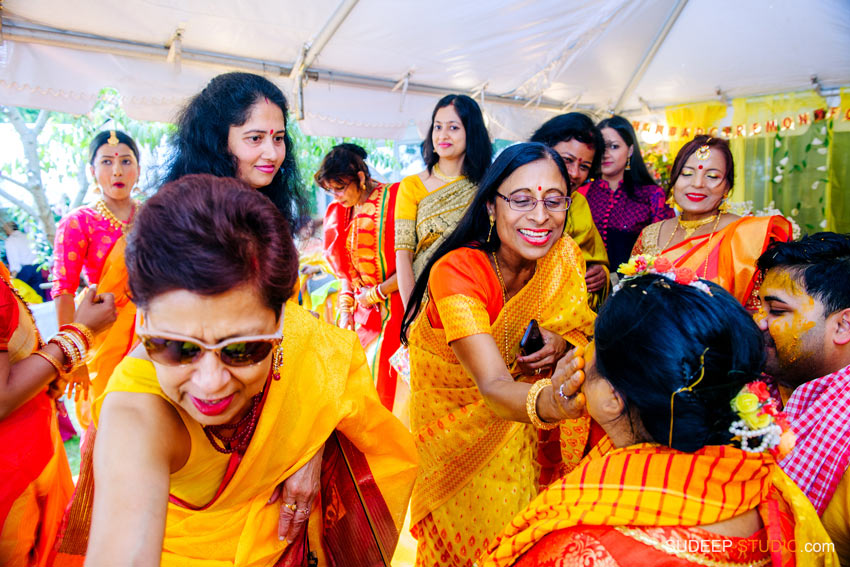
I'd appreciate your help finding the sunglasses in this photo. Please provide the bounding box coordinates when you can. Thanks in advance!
[137,314,283,367]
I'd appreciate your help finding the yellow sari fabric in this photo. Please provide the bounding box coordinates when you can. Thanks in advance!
[408,236,596,565]
[394,173,477,279]
[566,192,610,309]
[95,304,418,567]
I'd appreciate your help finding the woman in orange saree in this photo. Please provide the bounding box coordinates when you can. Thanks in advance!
[484,268,837,567]
[631,136,791,310]
[318,144,404,412]
[0,265,115,567]
[400,143,600,567]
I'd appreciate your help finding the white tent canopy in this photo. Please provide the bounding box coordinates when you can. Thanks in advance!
[1,0,849,140]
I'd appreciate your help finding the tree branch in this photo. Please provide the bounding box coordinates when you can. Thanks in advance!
[0,173,30,190]
[33,108,50,134]
[0,186,38,218]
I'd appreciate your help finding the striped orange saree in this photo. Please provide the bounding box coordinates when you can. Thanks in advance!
[484,444,838,567]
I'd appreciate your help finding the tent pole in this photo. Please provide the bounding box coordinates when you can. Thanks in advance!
[612,0,689,114]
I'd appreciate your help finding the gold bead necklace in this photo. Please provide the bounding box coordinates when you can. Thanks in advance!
[95,199,135,234]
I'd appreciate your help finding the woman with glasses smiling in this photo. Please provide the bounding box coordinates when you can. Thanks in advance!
[631,136,791,310]
[78,175,416,566]
[316,143,404,414]
[399,143,598,566]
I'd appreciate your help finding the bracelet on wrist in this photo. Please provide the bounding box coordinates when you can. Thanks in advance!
[526,378,560,430]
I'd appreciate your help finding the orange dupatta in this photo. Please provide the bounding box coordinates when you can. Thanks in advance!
[484,444,837,567]
[643,215,791,307]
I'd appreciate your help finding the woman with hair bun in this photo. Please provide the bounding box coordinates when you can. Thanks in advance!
[63,175,417,566]
[485,266,836,567]
[317,143,404,412]
[394,94,492,308]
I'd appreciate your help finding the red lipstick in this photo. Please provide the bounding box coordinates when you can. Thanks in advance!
[191,393,235,416]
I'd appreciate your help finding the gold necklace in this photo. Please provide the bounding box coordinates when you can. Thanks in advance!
[492,252,509,359]
[95,199,135,234]
[660,214,723,278]
[433,163,463,184]
[677,214,718,239]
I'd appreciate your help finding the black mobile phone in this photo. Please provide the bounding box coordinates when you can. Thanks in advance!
[519,319,544,355]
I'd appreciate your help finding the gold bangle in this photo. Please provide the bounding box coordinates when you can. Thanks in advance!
[49,336,77,373]
[64,331,88,367]
[62,323,94,349]
[526,378,560,430]
[33,350,64,377]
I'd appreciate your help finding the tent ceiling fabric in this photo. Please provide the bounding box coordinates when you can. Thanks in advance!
[2,0,849,140]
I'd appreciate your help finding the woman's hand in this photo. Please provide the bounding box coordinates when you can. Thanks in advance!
[338,311,355,331]
[585,263,607,293]
[268,444,324,544]
[516,328,568,377]
[541,346,587,422]
[73,286,117,334]
[354,286,373,309]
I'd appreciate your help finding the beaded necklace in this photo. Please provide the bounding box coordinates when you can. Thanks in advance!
[94,199,136,234]
[203,392,264,454]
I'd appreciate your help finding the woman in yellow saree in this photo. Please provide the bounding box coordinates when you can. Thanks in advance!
[395,94,492,307]
[79,176,417,567]
[400,143,600,566]
[0,266,115,567]
[631,136,791,310]
[484,268,837,567]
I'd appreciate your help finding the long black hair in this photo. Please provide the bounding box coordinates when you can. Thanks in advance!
[529,112,605,179]
[421,94,492,185]
[164,72,308,228]
[597,115,658,198]
[400,142,570,342]
[594,274,765,452]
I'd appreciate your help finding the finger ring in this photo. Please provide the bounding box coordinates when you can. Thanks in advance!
[534,368,541,375]
[284,503,297,512]
[298,507,310,514]
[559,383,573,400]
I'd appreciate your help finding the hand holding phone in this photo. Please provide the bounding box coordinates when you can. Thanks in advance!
[519,319,544,356]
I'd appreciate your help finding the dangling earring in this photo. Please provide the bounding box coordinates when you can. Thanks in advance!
[272,344,284,380]
[718,196,730,214]
[92,184,102,195]
[486,215,495,243]
[625,159,631,171]
[666,194,682,214]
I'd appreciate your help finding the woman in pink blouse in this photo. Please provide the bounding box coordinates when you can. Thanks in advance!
[51,130,140,327]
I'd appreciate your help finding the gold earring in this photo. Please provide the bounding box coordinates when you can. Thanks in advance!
[272,344,284,380]
[486,215,495,243]
[718,196,730,214]
[666,194,682,214]
[93,184,102,195]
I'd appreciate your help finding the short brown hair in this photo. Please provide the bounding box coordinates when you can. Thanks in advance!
[126,174,298,313]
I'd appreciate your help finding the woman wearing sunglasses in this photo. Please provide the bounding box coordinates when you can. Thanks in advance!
[399,143,598,566]
[74,175,417,566]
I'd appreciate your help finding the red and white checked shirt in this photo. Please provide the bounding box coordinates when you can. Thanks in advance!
[780,363,850,515]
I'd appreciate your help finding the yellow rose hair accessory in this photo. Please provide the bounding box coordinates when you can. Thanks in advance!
[729,381,795,459]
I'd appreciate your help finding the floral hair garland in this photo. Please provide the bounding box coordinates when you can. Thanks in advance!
[615,254,712,295]
[730,381,796,459]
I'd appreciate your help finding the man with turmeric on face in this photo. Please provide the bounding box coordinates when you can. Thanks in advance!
[756,232,850,563]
